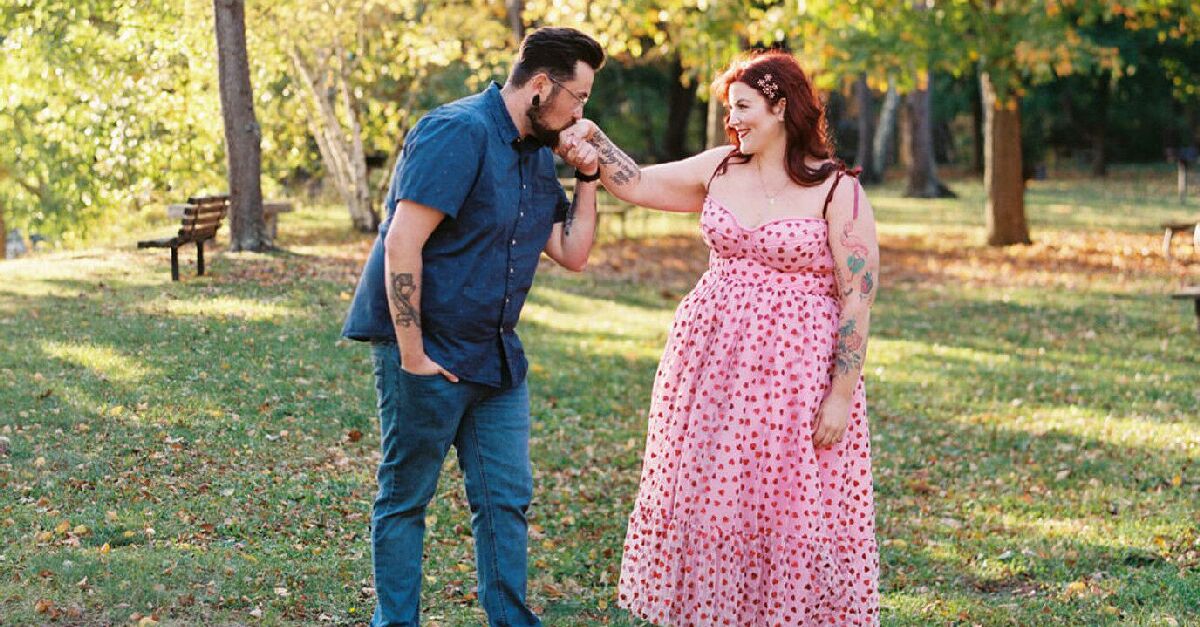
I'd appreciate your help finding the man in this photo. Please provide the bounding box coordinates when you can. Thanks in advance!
[341,27,605,627]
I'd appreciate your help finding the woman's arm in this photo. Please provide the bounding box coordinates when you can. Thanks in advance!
[560,121,731,213]
[813,176,880,447]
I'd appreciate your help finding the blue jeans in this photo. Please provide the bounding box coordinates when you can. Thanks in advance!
[369,342,541,627]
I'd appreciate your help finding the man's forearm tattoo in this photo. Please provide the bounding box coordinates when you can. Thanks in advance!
[564,193,578,236]
[389,272,420,328]
[587,129,640,187]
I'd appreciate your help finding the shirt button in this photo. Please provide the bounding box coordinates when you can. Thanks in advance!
[509,267,514,274]
[511,239,516,246]
[519,212,524,217]
[521,184,526,190]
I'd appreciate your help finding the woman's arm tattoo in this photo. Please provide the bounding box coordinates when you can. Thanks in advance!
[587,129,640,187]
[835,318,866,375]
[839,220,876,302]
[389,272,421,328]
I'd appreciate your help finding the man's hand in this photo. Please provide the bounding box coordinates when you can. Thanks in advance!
[401,353,460,383]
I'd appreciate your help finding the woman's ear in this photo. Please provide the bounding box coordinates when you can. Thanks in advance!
[774,98,787,120]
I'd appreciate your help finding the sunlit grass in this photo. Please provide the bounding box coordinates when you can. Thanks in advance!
[135,296,305,322]
[39,340,158,385]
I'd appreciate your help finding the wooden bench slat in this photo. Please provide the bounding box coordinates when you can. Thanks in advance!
[183,205,227,217]
[180,216,223,230]
[180,226,219,240]
[187,195,232,205]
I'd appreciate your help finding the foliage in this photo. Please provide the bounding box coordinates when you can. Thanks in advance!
[0,0,225,242]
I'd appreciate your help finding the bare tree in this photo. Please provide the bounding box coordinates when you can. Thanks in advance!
[872,77,899,179]
[853,75,879,184]
[291,43,378,233]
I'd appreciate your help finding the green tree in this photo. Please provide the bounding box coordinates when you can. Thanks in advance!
[0,0,225,245]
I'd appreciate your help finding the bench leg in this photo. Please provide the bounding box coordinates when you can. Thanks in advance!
[170,245,180,281]
[1163,228,1175,261]
[265,213,278,246]
[1194,299,1200,334]
[197,241,206,276]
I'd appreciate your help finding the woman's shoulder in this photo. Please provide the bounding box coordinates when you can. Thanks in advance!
[687,145,740,168]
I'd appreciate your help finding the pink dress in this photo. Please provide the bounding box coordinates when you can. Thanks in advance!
[618,185,879,626]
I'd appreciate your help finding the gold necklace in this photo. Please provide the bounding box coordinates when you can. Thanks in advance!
[756,161,789,206]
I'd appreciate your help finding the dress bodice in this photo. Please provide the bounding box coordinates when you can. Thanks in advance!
[700,195,837,296]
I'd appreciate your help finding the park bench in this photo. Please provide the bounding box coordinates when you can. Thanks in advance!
[1173,286,1200,333]
[1160,220,1199,262]
[137,195,229,281]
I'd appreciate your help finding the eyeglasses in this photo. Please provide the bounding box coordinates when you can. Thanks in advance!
[547,76,589,107]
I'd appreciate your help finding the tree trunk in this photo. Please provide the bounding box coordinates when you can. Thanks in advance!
[971,72,984,175]
[506,0,524,44]
[706,94,726,149]
[1090,76,1110,178]
[0,206,6,261]
[981,73,1031,246]
[872,77,899,178]
[854,75,879,184]
[213,0,266,251]
[904,76,955,198]
[663,55,697,161]
[291,48,379,233]
[336,42,374,232]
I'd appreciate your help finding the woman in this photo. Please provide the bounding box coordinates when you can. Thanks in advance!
[565,50,879,625]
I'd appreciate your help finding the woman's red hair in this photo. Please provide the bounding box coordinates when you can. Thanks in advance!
[711,50,844,186]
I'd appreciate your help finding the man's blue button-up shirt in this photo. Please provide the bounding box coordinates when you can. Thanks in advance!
[341,82,568,388]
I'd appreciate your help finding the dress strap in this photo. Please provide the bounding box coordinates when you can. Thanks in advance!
[822,168,861,220]
[707,148,740,192]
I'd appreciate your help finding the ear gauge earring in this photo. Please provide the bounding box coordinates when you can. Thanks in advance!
[532,94,540,107]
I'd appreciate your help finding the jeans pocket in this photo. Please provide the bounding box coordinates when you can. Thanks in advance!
[398,368,445,381]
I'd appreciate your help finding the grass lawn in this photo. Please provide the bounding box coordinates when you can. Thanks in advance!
[1,166,1197,625]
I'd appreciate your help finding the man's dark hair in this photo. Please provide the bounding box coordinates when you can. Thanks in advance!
[509,27,605,87]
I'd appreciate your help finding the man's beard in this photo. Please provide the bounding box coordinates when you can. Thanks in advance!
[526,101,565,148]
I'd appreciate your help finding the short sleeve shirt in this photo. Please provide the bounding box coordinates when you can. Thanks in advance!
[341,82,570,388]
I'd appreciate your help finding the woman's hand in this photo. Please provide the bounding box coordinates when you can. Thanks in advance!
[558,134,599,176]
[812,394,851,448]
[558,119,599,147]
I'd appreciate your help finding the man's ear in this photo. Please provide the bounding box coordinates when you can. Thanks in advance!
[530,73,551,98]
